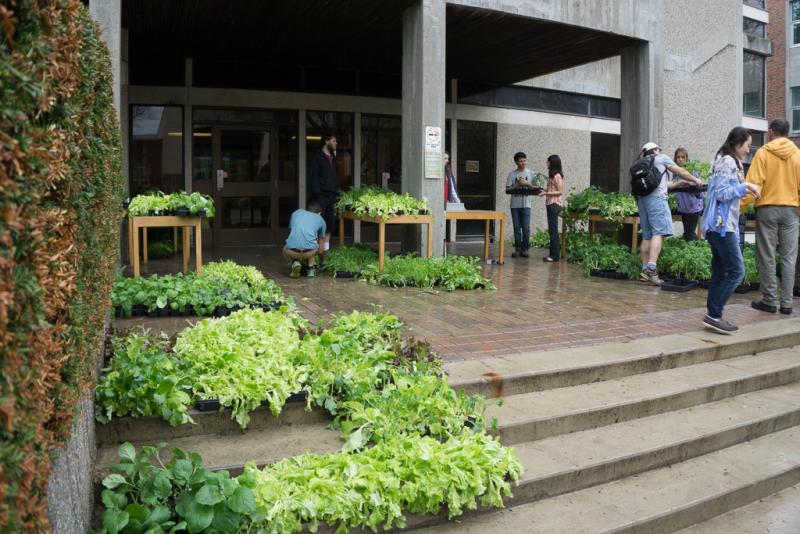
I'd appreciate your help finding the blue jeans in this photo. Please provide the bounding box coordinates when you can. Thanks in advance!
[511,208,531,251]
[706,231,745,320]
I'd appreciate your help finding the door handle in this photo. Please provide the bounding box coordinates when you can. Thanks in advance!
[216,170,227,191]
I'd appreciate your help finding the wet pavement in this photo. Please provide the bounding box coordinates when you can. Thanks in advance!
[120,241,793,362]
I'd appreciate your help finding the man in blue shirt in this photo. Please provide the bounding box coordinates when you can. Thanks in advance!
[283,201,326,278]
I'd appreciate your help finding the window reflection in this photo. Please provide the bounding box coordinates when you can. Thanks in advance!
[130,105,183,195]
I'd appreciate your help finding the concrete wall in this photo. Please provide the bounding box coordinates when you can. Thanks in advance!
[495,124,591,238]
[46,396,97,534]
[661,0,742,163]
[520,57,621,98]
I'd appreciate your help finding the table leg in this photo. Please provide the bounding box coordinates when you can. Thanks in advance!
[182,226,190,274]
[173,227,178,256]
[499,216,505,264]
[378,222,386,271]
[142,227,148,263]
[426,219,433,258]
[339,216,345,248]
[127,217,134,268]
[194,222,202,274]
[484,220,490,262]
[132,221,140,277]
[632,220,639,253]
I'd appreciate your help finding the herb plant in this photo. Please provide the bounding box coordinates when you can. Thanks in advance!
[336,186,430,220]
[128,191,215,218]
[320,245,378,276]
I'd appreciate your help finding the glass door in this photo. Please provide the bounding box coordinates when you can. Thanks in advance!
[212,127,275,246]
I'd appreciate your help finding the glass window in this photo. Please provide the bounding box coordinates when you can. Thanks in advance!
[743,0,765,9]
[129,105,184,196]
[305,111,354,192]
[792,88,800,132]
[743,18,766,38]
[794,1,800,45]
[360,115,401,189]
[743,52,765,118]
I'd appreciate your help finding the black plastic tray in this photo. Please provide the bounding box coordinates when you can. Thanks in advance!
[506,187,543,196]
[196,390,308,412]
[674,184,708,194]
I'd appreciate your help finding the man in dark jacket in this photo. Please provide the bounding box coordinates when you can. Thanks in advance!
[308,134,339,251]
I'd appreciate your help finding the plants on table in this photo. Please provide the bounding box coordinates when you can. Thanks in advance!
[169,191,216,217]
[127,191,173,216]
[98,443,255,534]
[95,331,194,427]
[128,191,215,217]
[684,160,711,181]
[336,185,430,221]
[563,186,606,217]
[241,430,523,534]
[173,308,307,428]
[596,192,638,222]
[320,245,378,276]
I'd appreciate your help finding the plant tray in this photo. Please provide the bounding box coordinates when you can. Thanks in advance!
[195,390,308,412]
[116,302,281,319]
[590,269,627,280]
[506,187,543,196]
[661,278,699,292]
[334,271,358,278]
[676,184,708,193]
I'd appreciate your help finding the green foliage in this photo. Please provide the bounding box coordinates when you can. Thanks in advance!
[173,309,307,428]
[95,331,194,427]
[684,160,711,181]
[529,229,550,249]
[563,186,606,217]
[363,254,495,291]
[147,240,175,259]
[241,430,523,534]
[0,2,123,529]
[320,245,378,275]
[336,186,430,220]
[658,238,712,281]
[128,191,215,217]
[97,443,255,534]
[576,239,642,280]
[112,261,284,316]
[563,186,637,224]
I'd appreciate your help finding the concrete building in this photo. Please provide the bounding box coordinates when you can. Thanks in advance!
[89,0,755,254]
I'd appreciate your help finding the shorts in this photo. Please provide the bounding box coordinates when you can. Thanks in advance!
[315,194,337,233]
[637,194,673,240]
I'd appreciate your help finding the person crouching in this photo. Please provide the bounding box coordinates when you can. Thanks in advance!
[283,200,326,278]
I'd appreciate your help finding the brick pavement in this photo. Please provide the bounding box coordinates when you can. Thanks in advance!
[127,242,794,362]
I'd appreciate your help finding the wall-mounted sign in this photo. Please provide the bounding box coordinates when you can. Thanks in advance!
[465,160,480,173]
[424,126,442,180]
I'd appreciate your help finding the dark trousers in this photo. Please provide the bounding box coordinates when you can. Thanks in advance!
[546,204,562,260]
[706,231,745,320]
[681,212,700,241]
[510,207,531,251]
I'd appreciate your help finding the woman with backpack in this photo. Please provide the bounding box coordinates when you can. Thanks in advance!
[540,154,564,262]
[700,127,761,334]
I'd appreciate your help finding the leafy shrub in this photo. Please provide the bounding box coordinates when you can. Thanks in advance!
[529,229,550,249]
[364,254,495,291]
[320,245,378,275]
[173,309,307,428]
[0,3,122,529]
[658,238,713,281]
[95,331,194,427]
[336,186,430,220]
[98,443,255,534]
[127,191,215,217]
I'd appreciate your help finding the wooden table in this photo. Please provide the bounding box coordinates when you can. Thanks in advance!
[445,210,505,264]
[339,211,433,270]
[562,212,702,259]
[129,216,203,277]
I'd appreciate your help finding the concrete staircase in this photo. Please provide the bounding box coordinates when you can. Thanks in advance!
[95,318,800,533]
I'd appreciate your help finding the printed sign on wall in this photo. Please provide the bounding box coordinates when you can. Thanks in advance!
[424,126,442,180]
[465,160,480,173]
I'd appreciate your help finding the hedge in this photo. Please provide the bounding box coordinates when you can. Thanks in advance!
[0,1,122,531]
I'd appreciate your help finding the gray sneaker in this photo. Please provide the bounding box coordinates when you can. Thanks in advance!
[703,314,738,335]
[640,267,663,286]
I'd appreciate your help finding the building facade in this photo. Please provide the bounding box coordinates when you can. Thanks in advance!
[89,0,752,253]
[767,0,800,145]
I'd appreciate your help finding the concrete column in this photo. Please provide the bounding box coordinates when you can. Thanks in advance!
[298,110,307,209]
[620,41,663,192]
[353,112,362,242]
[89,0,121,118]
[184,58,193,193]
[401,0,446,255]
[448,78,458,243]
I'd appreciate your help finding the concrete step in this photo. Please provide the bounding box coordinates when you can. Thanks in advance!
[95,422,343,480]
[678,483,800,533]
[413,426,800,533]
[96,400,332,446]
[447,318,800,398]
[488,346,800,444]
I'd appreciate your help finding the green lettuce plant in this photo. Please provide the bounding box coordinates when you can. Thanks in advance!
[336,186,429,221]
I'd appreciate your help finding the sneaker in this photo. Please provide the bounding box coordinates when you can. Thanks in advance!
[306,267,317,278]
[794,287,800,298]
[520,250,530,258]
[703,314,738,335]
[511,251,520,258]
[640,267,662,286]
[751,300,777,314]
[780,307,793,315]
[289,261,302,279]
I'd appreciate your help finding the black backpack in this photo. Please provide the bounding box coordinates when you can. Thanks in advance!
[629,155,666,197]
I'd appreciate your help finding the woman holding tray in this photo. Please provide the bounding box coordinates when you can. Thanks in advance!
[540,155,564,262]
[672,147,704,241]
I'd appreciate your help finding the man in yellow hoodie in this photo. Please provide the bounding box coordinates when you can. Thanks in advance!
[742,118,800,314]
